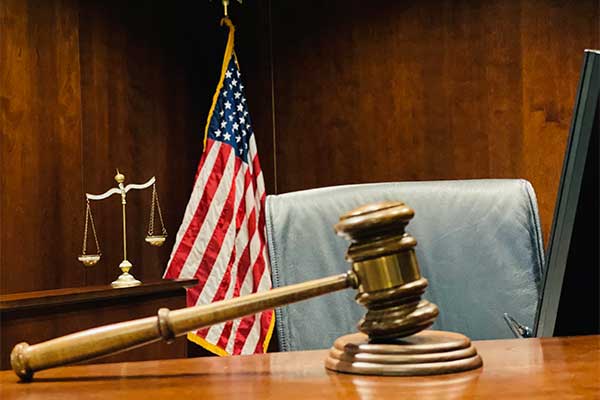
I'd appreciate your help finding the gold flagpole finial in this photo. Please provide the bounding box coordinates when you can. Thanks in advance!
[222,0,229,16]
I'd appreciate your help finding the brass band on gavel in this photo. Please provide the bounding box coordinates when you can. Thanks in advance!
[11,201,481,381]
[335,202,439,339]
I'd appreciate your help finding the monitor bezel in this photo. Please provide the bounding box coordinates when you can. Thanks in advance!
[534,50,600,337]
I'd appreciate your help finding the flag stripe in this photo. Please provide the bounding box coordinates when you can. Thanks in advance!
[225,222,262,354]
[234,234,269,355]
[166,141,231,279]
[208,176,259,346]
[178,148,238,281]
[164,139,220,279]
[193,138,216,183]
[191,159,245,311]
[201,168,252,345]
[205,168,253,304]
[227,181,267,353]
[186,157,240,305]
[253,257,274,353]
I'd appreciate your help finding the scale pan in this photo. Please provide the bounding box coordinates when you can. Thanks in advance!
[145,235,167,247]
[78,254,100,266]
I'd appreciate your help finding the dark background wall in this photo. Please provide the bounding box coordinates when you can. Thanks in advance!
[266,0,599,239]
[0,0,226,293]
[1,0,598,294]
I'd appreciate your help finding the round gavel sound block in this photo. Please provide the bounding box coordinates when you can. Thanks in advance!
[326,202,482,376]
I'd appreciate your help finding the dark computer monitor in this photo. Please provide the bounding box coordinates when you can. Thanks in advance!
[535,50,600,337]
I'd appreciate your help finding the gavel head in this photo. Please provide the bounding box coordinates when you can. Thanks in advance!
[335,201,439,341]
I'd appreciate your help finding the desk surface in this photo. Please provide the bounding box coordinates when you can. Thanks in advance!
[1,335,598,399]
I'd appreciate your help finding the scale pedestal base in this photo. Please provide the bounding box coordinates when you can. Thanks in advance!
[111,260,142,288]
[325,330,482,376]
[111,273,141,288]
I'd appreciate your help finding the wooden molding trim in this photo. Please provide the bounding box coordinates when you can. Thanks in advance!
[0,280,197,312]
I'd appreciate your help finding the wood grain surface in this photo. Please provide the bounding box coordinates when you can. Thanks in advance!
[0,335,598,399]
[0,0,85,293]
[0,280,196,370]
[0,0,228,294]
[268,0,599,243]
[0,279,196,311]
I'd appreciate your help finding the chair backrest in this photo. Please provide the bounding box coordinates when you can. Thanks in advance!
[265,179,545,352]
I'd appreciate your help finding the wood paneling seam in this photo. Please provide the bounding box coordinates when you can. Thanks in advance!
[268,0,278,194]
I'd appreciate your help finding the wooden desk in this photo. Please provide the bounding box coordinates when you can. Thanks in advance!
[0,335,597,399]
[0,280,196,370]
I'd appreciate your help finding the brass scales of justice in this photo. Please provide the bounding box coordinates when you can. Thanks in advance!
[12,201,482,381]
[77,170,168,288]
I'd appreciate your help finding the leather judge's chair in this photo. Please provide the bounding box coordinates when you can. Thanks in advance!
[265,180,545,352]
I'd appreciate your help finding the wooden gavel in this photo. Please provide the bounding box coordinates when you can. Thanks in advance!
[11,201,481,381]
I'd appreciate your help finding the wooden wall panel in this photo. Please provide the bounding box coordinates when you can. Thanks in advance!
[78,1,184,287]
[519,0,599,244]
[0,0,85,293]
[268,0,599,241]
[0,0,236,294]
[2,0,598,296]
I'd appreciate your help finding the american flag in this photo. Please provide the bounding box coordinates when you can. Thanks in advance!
[163,22,274,356]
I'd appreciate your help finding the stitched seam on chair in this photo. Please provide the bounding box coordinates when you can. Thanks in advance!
[520,179,546,293]
[265,196,289,352]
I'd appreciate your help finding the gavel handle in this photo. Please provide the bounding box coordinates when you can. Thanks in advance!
[11,273,355,381]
